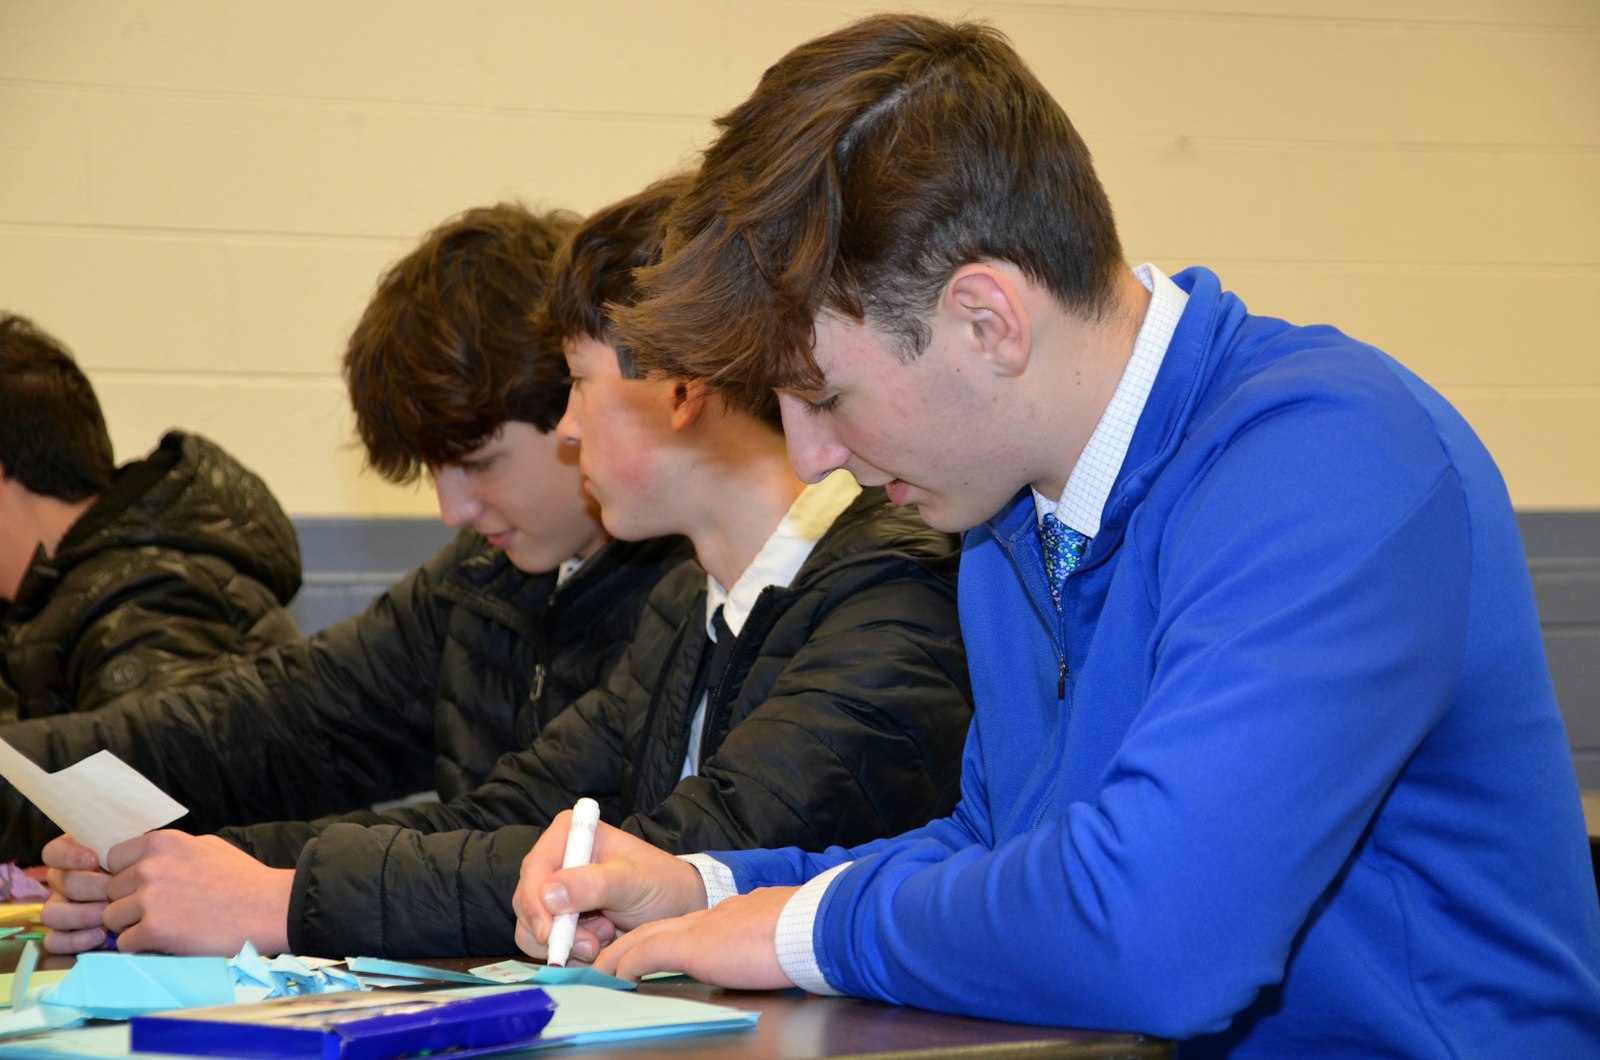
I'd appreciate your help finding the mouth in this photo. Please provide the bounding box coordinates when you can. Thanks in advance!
[883,479,914,507]
[482,528,517,549]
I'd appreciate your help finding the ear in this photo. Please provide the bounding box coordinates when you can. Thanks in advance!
[945,264,1031,378]
[668,377,710,432]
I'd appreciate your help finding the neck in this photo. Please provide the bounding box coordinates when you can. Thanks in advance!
[1029,270,1152,501]
[0,483,97,601]
[684,427,807,590]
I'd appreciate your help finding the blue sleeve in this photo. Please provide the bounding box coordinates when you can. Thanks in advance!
[810,390,1474,1037]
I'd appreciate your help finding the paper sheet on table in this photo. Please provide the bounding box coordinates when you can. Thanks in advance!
[41,955,233,1022]
[0,1024,183,1058]
[0,972,69,1014]
[470,959,637,990]
[0,743,185,865]
[538,984,758,1043]
[0,944,81,1040]
[343,956,495,986]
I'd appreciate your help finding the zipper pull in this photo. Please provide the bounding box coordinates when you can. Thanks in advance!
[1057,657,1067,700]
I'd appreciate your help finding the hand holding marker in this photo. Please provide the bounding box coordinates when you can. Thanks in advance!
[546,797,600,967]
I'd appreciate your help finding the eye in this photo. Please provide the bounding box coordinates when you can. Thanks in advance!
[802,394,840,415]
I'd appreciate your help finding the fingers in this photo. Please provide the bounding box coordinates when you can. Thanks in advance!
[105,832,164,875]
[102,892,145,936]
[46,865,111,903]
[42,923,107,955]
[594,887,795,989]
[593,914,694,980]
[513,810,577,946]
[41,891,105,931]
[581,912,617,946]
[543,853,704,928]
[42,838,114,956]
[41,835,98,872]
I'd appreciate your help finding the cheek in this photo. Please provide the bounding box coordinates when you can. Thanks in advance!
[583,425,650,492]
[837,406,908,466]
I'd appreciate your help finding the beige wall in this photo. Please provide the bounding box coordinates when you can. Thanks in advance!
[2,0,1595,516]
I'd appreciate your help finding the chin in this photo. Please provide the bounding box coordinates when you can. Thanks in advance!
[599,511,649,542]
[503,546,563,576]
[916,502,986,535]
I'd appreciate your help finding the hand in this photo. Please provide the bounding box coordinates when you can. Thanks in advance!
[93,831,294,955]
[41,835,110,954]
[512,814,705,964]
[595,885,798,989]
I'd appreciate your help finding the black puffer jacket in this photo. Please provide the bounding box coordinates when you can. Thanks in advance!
[225,488,973,958]
[0,529,689,863]
[0,430,300,723]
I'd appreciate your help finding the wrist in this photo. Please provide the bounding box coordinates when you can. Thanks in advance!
[257,867,295,955]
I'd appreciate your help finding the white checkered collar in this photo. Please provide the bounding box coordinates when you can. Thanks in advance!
[1033,263,1187,537]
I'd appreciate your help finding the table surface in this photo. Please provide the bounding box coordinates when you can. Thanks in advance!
[0,934,1173,1059]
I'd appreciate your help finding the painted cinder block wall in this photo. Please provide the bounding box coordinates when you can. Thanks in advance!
[2,1,1596,776]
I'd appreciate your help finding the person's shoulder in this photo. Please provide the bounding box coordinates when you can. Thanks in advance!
[600,534,695,571]
[635,553,708,625]
[821,487,959,563]
[431,530,553,608]
[783,488,961,600]
[98,430,302,603]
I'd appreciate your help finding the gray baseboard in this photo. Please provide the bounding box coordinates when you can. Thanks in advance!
[288,511,1600,785]
[288,517,455,636]
[1520,512,1600,788]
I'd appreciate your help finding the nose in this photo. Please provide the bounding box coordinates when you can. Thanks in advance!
[432,466,483,528]
[778,396,853,484]
[556,390,582,446]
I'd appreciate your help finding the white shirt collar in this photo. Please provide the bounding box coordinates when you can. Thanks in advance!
[706,469,862,639]
[554,554,587,586]
[1034,263,1187,537]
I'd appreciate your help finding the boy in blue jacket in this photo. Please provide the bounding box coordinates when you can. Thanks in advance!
[511,12,1600,1056]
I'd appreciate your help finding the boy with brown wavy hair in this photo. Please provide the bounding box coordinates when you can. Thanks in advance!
[515,14,1600,1056]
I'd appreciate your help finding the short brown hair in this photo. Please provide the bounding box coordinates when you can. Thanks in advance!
[536,174,783,430]
[534,174,695,381]
[614,14,1125,413]
[344,203,578,484]
[0,313,113,501]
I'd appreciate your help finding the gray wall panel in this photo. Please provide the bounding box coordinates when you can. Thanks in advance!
[287,511,1600,783]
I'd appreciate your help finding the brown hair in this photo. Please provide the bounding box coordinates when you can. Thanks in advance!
[535,173,783,430]
[0,313,113,501]
[343,204,578,484]
[613,13,1125,414]
[534,174,695,381]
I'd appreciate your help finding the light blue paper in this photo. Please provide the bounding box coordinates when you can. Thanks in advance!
[228,943,362,999]
[467,959,636,991]
[0,1024,190,1058]
[8,943,36,1012]
[343,956,496,985]
[537,984,757,1045]
[40,955,232,1021]
[529,966,637,990]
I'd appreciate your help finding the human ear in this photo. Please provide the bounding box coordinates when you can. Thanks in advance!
[669,377,710,432]
[945,265,1030,378]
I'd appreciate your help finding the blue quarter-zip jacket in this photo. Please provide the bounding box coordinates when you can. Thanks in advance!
[712,268,1600,1056]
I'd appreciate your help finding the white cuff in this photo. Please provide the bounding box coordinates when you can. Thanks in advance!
[774,862,851,996]
[679,853,738,908]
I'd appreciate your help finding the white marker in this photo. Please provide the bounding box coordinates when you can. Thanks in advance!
[545,796,601,967]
